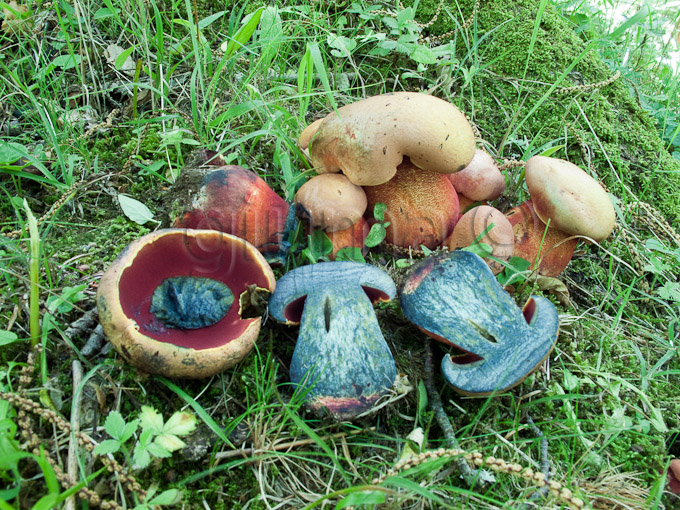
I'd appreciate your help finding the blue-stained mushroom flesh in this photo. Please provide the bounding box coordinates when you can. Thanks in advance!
[269,262,396,420]
[150,276,234,329]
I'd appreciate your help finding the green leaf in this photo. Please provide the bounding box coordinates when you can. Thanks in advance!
[336,491,385,508]
[113,47,135,70]
[410,44,436,64]
[120,419,139,443]
[605,5,651,41]
[32,494,60,510]
[303,230,333,263]
[146,443,172,458]
[308,42,338,111]
[103,411,126,439]
[373,202,387,222]
[364,223,386,248]
[0,331,19,346]
[562,368,580,392]
[92,439,121,456]
[51,54,82,70]
[154,433,186,452]
[149,489,181,505]
[335,247,366,263]
[118,194,156,225]
[139,406,164,435]
[417,380,428,417]
[222,7,264,56]
[198,10,224,30]
[162,411,197,436]
[46,284,88,314]
[93,7,118,19]
[461,242,492,258]
[132,444,151,469]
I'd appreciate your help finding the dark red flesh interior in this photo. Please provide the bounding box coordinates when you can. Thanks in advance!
[281,286,390,324]
[522,297,536,324]
[283,295,307,323]
[118,232,270,350]
[417,326,483,365]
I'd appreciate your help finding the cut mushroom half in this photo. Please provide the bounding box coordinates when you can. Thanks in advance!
[399,251,559,395]
[269,262,396,420]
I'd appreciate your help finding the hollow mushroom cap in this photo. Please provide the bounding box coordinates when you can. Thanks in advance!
[446,205,514,274]
[525,156,616,242]
[363,159,460,250]
[448,149,506,201]
[97,229,276,378]
[306,92,476,186]
[269,262,396,420]
[294,173,368,232]
[399,251,559,396]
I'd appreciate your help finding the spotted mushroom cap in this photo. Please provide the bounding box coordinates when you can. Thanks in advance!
[305,92,476,186]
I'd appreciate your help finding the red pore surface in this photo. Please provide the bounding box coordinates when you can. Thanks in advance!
[118,232,270,349]
[522,297,537,325]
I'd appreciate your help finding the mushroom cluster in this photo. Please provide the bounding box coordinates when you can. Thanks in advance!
[96,92,620,419]
[298,93,616,276]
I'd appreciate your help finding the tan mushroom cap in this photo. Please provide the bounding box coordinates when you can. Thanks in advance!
[449,149,505,201]
[446,205,514,274]
[525,156,616,242]
[294,173,367,232]
[306,92,476,186]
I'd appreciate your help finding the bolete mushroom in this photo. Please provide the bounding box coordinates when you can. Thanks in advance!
[325,217,369,260]
[303,92,476,186]
[525,156,616,242]
[167,165,296,262]
[97,229,276,378]
[505,200,577,277]
[448,149,506,201]
[294,173,367,232]
[364,159,460,250]
[269,262,396,420]
[446,205,514,274]
[400,251,559,395]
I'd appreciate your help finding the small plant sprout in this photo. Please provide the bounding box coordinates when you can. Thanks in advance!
[93,406,197,470]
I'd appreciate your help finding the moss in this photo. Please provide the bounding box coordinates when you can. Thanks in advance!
[406,0,680,226]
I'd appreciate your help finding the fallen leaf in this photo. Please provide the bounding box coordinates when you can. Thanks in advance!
[1,1,33,36]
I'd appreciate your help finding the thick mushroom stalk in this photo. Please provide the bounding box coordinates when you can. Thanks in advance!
[399,251,559,395]
[269,262,396,420]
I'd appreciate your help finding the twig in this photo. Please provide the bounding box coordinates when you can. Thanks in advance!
[525,414,551,506]
[214,427,375,460]
[65,360,83,510]
[423,338,493,487]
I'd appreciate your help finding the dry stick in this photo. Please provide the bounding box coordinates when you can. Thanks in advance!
[524,414,551,506]
[214,427,375,461]
[423,338,492,487]
[65,360,84,510]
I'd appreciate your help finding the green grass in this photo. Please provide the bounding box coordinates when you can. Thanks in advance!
[1,0,680,508]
